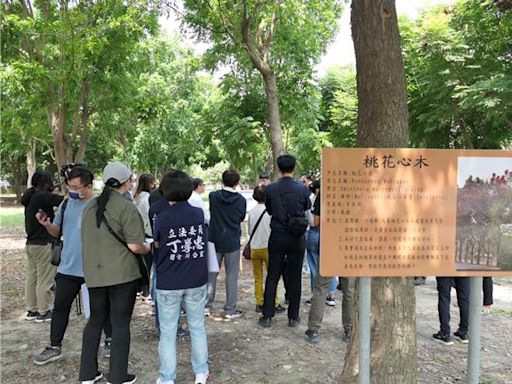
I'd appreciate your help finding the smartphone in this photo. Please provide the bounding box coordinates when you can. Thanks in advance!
[37,209,48,219]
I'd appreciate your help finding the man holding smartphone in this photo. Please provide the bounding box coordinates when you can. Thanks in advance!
[33,166,112,367]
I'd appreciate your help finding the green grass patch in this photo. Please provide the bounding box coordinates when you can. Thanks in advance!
[491,308,512,317]
[0,209,24,227]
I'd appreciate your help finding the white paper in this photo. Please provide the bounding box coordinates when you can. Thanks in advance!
[145,238,154,244]
[81,283,90,319]
[207,241,219,273]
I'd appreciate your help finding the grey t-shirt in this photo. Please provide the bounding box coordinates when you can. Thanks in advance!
[81,191,145,288]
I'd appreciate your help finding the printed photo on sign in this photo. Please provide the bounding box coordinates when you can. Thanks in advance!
[455,157,512,272]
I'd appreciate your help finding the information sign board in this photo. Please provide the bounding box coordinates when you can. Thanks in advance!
[320,148,512,276]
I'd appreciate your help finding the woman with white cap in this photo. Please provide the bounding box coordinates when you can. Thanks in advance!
[79,161,150,384]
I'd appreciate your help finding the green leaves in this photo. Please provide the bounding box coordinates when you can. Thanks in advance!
[401,0,512,149]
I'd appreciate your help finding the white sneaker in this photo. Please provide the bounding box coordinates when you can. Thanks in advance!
[82,371,103,384]
[195,371,210,384]
[224,310,242,320]
[204,308,210,317]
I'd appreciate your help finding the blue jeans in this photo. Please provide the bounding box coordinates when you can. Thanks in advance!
[151,263,159,330]
[156,285,208,382]
[306,228,337,294]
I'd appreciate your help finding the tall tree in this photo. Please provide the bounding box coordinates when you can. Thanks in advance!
[2,0,159,171]
[400,0,512,149]
[178,0,342,175]
[340,1,417,383]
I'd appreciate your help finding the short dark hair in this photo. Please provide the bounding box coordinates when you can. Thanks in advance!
[67,166,94,187]
[301,173,312,181]
[31,171,54,191]
[259,173,269,180]
[277,155,296,173]
[222,170,240,188]
[192,177,204,190]
[253,186,266,203]
[161,170,193,202]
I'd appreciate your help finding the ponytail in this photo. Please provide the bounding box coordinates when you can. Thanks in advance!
[95,178,122,228]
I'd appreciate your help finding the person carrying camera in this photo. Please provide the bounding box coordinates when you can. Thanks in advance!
[33,165,112,367]
[21,171,64,323]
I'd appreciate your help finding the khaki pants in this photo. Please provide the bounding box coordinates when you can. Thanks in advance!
[308,276,355,333]
[25,244,56,313]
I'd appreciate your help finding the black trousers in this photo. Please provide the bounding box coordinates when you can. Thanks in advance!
[79,280,138,384]
[436,277,470,335]
[263,231,305,320]
[51,273,111,347]
[483,276,493,306]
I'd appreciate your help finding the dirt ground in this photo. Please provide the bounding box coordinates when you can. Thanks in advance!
[1,222,511,384]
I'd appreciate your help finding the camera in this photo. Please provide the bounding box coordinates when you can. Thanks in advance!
[59,162,87,182]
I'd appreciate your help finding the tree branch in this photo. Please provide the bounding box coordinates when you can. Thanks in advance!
[241,3,271,76]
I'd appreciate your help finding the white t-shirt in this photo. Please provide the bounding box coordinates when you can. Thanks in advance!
[188,191,210,224]
[134,191,151,236]
[248,203,271,249]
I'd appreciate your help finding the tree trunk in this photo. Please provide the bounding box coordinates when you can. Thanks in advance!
[74,79,90,162]
[26,138,37,188]
[340,1,417,383]
[262,72,284,175]
[48,106,70,171]
[11,158,25,204]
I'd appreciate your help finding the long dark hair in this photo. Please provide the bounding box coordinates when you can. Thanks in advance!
[96,178,123,228]
[134,174,155,199]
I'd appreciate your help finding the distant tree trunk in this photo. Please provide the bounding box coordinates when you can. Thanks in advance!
[48,106,70,171]
[262,72,284,172]
[26,138,36,188]
[340,1,417,383]
[241,7,284,176]
[74,79,90,162]
[11,158,25,203]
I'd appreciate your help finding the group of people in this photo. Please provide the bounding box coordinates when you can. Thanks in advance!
[21,154,352,384]
[20,154,495,384]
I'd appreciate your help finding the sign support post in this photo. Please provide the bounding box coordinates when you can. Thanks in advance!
[359,277,371,384]
[467,276,483,384]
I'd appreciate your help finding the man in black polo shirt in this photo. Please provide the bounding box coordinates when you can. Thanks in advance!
[259,155,311,328]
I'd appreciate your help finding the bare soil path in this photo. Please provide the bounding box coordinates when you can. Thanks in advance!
[1,222,511,384]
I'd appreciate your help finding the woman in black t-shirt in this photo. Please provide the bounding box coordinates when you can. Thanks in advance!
[21,171,64,322]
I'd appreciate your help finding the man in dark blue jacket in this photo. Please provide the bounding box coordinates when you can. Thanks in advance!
[207,170,246,319]
[259,155,311,328]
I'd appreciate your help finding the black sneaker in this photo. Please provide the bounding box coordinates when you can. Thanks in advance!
[102,338,111,359]
[454,331,469,344]
[343,330,351,343]
[305,298,313,305]
[177,327,190,340]
[258,316,272,328]
[305,329,320,344]
[82,371,104,384]
[33,345,62,365]
[35,310,52,323]
[255,305,263,313]
[275,304,286,313]
[25,310,39,321]
[433,331,454,346]
[107,373,136,384]
[288,318,300,328]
